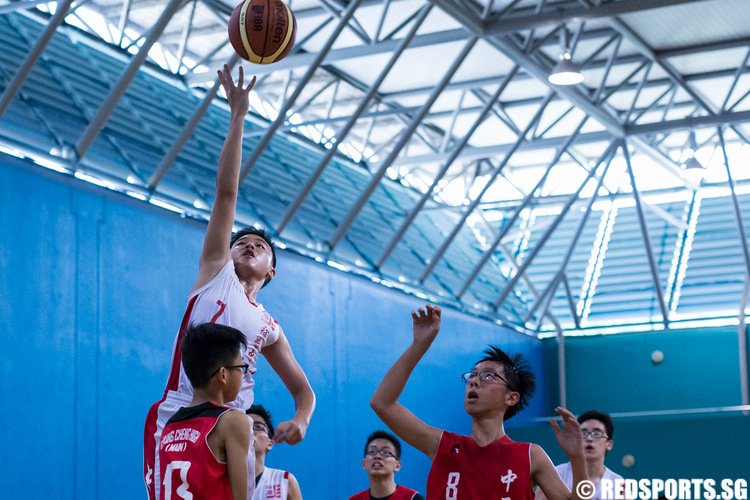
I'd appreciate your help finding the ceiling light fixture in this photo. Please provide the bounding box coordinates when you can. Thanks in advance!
[549,28,583,86]
[681,130,706,186]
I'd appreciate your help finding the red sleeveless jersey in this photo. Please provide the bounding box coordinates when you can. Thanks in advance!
[349,484,421,500]
[426,432,533,500]
[159,402,236,500]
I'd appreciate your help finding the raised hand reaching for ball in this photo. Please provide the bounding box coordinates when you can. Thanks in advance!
[217,64,256,118]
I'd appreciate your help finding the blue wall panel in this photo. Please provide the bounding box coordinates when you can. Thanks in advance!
[0,157,542,499]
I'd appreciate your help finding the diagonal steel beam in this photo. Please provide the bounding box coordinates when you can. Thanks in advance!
[523,148,619,325]
[186,27,470,82]
[75,0,185,160]
[485,0,709,35]
[581,0,718,116]
[148,53,240,189]
[419,92,555,283]
[494,240,565,333]
[274,4,433,235]
[430,0,693,184]
[375,65,520,269]
[718,127,750,279]
[456,115,591,298]
[327,36,480,250]
[116,0,134,46]
[431,0,625,136]
[722,47,750,112]
[0,0,75,119]
[0,0,56,14]
[237,0,366,182]
[493,142,616,310]
[622,140,670,328]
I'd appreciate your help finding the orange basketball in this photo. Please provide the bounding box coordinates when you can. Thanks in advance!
[228,0,296,65]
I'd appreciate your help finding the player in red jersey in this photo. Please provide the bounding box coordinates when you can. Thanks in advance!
[159,323,251,500]
[348,430,423,500]
[370,305,588,500]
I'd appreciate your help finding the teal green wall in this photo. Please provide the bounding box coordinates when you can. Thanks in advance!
[509,328,750,483]
[548,328,747,412]
[510,413,750,482]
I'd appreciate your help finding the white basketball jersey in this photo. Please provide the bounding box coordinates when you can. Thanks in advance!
[169,259,281,411]
[254,467,289,500]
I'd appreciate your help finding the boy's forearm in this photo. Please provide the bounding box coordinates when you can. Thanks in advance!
[568,454,588,500]
[216,115,245,195]
[291,384,316,426]
[371,341,429,410]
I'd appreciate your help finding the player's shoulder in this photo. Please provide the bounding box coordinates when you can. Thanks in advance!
[216,407,250,434]
[190,259,235,296]
[528,442,551,464]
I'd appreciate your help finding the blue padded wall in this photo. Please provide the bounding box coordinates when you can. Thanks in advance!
[0,156,544,499]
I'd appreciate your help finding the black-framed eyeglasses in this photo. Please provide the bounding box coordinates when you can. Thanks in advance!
[210,364,249,377]
[365,448,396,459]
[461,370,513,389]
[581,430,608,439]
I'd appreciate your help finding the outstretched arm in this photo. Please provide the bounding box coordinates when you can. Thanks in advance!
[370,305,443,461]
[261,328,315,445]
[192,65,257,292]
[532,407,587,500]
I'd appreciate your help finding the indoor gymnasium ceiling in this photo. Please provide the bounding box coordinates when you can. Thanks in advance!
[2,0,750,336]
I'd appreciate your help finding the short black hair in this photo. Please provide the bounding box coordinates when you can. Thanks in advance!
[230,227,276,288]
[181,323,247,389]
[364,430,402,460]
[246,404,275,439]
[476,346,537,421]
[579,410,614,440]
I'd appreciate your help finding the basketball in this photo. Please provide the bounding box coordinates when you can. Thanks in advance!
[228,0,296,65]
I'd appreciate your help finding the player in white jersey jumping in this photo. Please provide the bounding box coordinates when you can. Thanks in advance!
[143,64,316,500]
[247,404,303,500]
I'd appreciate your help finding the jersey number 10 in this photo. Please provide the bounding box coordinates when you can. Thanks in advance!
[163,461,193,500]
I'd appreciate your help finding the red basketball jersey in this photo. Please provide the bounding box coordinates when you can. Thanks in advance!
[159,402,237,500]
[349,485,421,500]
[426,432,533,500]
